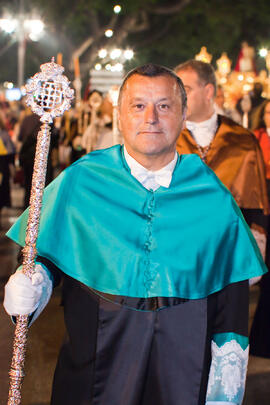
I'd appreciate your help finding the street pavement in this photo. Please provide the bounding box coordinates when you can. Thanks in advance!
[0,185,270,404]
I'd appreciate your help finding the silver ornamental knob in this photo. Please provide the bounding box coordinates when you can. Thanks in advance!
[23,57,74,123]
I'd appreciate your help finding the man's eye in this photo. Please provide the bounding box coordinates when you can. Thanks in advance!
[159,104,169,110]
[133,104,144,110]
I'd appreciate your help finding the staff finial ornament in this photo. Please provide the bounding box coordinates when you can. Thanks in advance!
[23,57,74,123]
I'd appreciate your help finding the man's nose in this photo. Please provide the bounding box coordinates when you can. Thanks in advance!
[144,104,158,124]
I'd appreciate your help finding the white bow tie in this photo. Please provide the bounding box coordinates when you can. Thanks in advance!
[186,114,218,147]
[187,122,208,131]
[131,168,172,190]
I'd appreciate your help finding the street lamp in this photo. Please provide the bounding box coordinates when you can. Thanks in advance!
[113,5,122,14]
[259,48,268,58]
[105,29,114,38]
[0,13,44,88]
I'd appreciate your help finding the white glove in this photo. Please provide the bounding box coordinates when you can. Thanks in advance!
[3,264,53,323]
[249,275,262,286]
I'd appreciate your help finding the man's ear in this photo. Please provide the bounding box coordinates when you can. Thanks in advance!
[117,106,122,132]
[205,83,215,101]
[182,107,187,122]
[180,108,187,131]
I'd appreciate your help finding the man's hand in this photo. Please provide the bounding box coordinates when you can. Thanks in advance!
[3,264,52,317]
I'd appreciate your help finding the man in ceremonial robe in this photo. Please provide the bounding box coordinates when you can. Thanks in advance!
[3,64,267,405]
[175,60,269,260]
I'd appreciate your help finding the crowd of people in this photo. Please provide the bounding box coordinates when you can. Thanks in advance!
[2,59,270,404]
[0,91,120,216]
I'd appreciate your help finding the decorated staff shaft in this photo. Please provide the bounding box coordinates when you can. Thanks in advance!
[7,58,74,405]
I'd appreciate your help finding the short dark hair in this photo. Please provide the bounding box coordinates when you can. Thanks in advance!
[118,63,187,112]
[175,59,217,96]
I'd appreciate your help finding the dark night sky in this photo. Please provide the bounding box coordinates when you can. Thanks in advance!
[0,0,270,85]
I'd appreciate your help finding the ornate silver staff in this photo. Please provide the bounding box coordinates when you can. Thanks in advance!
[7,58,74,405]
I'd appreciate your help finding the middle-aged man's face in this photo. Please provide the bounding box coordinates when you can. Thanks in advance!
[176,68,214,122]
[118,74,184,165]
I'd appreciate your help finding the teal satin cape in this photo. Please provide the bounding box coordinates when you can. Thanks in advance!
[7,145,267,299]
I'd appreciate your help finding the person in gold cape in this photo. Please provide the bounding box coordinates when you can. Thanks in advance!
[175,59,269,264]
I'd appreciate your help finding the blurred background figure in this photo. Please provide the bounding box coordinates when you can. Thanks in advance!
[0,117,15,227]
[236,82,266,128]
[81,90,104,153]
[235,41,257,74]
[80,89,120,154]
[214,84,241,123]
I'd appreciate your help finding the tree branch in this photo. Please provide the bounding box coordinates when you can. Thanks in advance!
[70,13,119,63]
[88,9,100,35]
[68,0,192,73]
[148,0,191,15]
[136,19,172,47]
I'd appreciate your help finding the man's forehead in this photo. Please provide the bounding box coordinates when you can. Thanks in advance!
[177,68,201,85]
[122,74,179,98]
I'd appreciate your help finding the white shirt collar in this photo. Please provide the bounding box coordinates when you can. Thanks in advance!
[124,146,178,191]
[186,112,218,147]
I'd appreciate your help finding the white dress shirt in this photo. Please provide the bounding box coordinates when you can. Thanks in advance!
[186,112,218,147]
[124,146,178,191]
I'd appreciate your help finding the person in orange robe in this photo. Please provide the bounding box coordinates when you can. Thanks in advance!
[175,59,269,263]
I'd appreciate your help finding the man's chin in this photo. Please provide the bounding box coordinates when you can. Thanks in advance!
[135,146,172,157]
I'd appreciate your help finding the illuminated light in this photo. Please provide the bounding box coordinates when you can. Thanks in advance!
[195,46,212,63]
[243,84,252,92]
[115,63,123,72]
[220,77,227,84]
[98,48,107,58]
[113,5,121,14]
[238,74,244,81]
[110,48,122,59]
[124,49,134,60]
[105,29,113,38]
[95,63,102,71]
[29,32,39,41]
[216,52,231,76]
[259,48,268,58]
[5,88,21,101]
[7,82,14,89]
[247,76,254,83]
[24,19,44,41]
[0,18,17,34]
[24,19,44,35]
[105,63,112,71]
